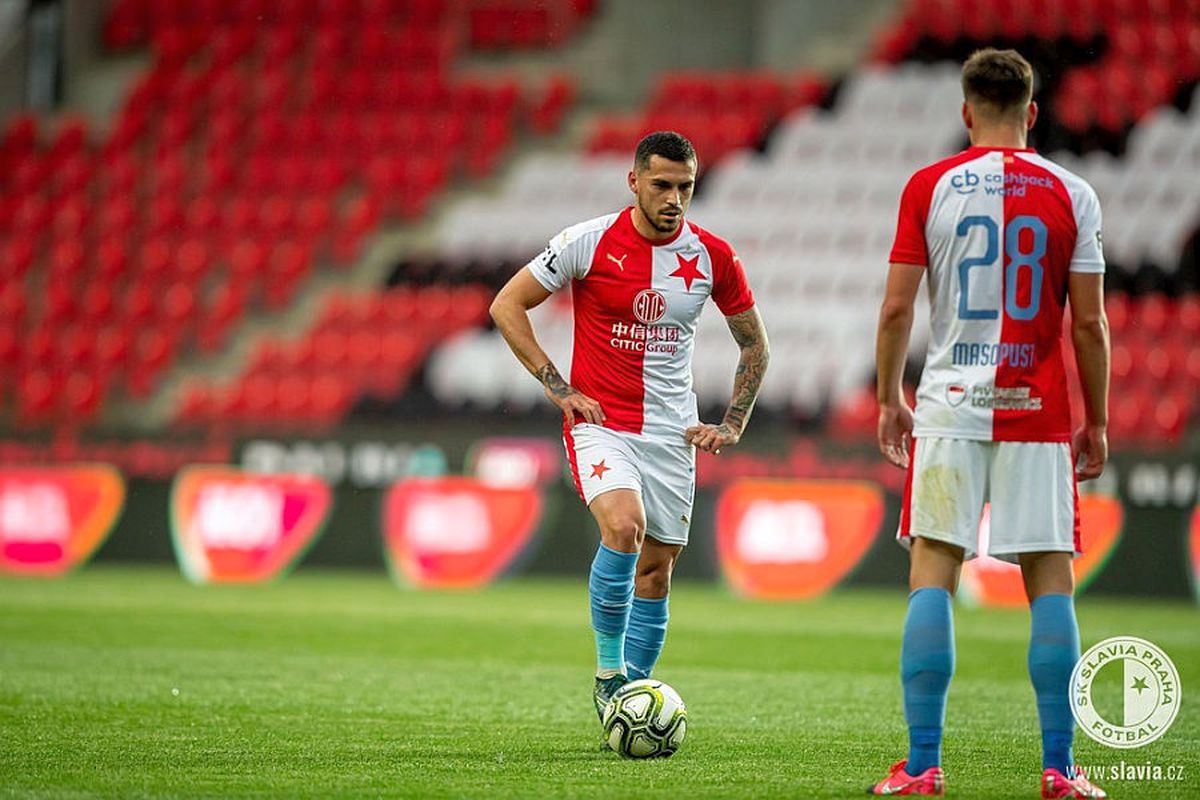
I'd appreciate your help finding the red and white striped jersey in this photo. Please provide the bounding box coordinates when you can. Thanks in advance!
[528,207,755,441]
[890,146,1105,442]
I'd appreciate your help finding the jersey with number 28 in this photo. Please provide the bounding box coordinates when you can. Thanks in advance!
[890,146,1104,443]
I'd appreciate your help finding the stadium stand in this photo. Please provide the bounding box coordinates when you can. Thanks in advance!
[174,285,492,430]
[419,4,1200,447]
[871,0,1200,140]
[588,70,829,165]
[3,0,1198,447]
[0,0,585,429]
[425,64,963,417]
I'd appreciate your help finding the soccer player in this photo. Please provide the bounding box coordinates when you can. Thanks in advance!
[490,131,769,721]
[869,50,1110,798]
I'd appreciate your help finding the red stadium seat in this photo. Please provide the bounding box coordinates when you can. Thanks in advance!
[1178,295,1200,337]
[1104,293,1131,337]
[295,197,333,245]
[310,376,352,423]
[0,328,21,373]
[124,283,158,326]
[196,285,246,354]
[346,331,382,374]
[54,153,94,197]
[23,0,691,430]
[1151,397,1189,444]
[0,285,27,331]
[1184,347,1200,388]
[65,371,105,421]
[1109,392,1144,444]
[529,75,575,134]
[242,374,279,422]
[259,196,297,240]
[162,282,198,328]
[1,236,37,281]
[313,330,349,369]
[81,285,117,324]
[1,113,37,152]
[447,286,492,329]
[176,381,215,424]
[1109,343,1135,385]
[18,370,58,424]
[318,293,361,330]
[1144,346,1173,387]
[1133,294,1172,340]
[275,374,313,419]
[95,326,133,371]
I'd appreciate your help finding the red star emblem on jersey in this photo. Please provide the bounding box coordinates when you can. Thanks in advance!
[670,253,706,291]
[590,460,610,480]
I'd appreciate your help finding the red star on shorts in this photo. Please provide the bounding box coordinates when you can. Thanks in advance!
[670,253,706,291]
[590,460,610,479]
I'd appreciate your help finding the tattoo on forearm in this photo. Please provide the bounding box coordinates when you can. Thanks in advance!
[535,363,573,399]
[723,309,769,432]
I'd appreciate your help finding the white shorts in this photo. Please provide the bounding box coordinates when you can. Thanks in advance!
[897,437,1080,563]
[563,423,696,546]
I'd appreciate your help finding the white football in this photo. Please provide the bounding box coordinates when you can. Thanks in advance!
[601,679,687,758]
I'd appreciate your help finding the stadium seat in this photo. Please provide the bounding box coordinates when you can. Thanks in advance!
[588,70,828,166]
[0,0,594,430]
[171,286,491,428]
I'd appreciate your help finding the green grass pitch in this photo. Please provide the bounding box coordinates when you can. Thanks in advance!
[2,567,1197,798]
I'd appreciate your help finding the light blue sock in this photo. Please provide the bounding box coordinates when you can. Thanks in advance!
[1029,593,1079,773]
[625,595,669,679]
[589,544,638,674]
[901,587,954,775]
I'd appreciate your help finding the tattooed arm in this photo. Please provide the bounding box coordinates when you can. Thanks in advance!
[685,306,769,454]
[490,267,605,425]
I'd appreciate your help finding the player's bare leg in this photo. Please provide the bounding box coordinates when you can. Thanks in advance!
[634,536,680,597]
[1019,552,1103,798]
[589,488,646,554]
[1019,551,1073,600]
[909,537,963,594]
[586,488,645,718]
[870,537,963,795]
[626,536,682,680]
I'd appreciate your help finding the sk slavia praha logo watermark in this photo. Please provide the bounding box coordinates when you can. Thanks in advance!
[1071,636,1181,749]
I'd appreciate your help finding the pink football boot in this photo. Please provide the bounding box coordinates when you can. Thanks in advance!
[1041,767,1107,799]
[867,759,946,796]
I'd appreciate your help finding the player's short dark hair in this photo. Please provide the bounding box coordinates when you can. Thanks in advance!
[634,131,696,171]
[962,48,1034,116]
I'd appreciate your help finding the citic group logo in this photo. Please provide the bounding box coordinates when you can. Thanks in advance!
[632,289,667,324]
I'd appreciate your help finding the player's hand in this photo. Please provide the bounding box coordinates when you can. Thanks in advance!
[877,401,914,470]
[685,422,740,455]
[545,384,605,426]
[1072,423,1108,481]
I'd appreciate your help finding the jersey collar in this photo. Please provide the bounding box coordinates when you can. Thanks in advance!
[966,145,1036,154]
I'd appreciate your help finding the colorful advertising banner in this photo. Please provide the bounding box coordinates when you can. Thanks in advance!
[0,465,125,576]
[466,437,560,488]
[170,466,332,584]
[960,494,1124,607]
[383,476,543,589]
[715,479,884,600]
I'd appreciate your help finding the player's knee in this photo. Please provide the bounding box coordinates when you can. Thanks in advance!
[600,515,644,552]
[635,560,672,597]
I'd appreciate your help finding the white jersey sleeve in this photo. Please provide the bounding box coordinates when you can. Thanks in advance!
[526,214,617,292]
[1068,184,1105,274]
